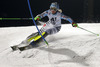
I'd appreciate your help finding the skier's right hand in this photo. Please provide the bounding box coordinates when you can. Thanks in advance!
[34,16,41,21]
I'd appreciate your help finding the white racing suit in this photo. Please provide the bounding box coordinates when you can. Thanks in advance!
[38,9,73,35]
[15,9,74,48]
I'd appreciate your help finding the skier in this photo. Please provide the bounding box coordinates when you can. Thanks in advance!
[11,2,78,51]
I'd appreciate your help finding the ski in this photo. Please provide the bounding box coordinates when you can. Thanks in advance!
[18,41,38,51]
[11,39,43,51]
[10,45,19,51]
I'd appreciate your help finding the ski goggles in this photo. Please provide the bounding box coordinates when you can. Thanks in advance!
[50,7,57,11]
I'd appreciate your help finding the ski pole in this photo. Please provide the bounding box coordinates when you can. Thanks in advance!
[77,26,99,36]
[27,0,49,46]
[0,18,32,20]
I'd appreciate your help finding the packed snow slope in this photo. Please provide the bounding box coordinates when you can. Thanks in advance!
[0,23,100,67]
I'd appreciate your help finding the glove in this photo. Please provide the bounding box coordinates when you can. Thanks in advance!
[34,16,41,21]
[72,22,78,27]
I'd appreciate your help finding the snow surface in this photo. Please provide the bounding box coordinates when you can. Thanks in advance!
[0,23,100,67]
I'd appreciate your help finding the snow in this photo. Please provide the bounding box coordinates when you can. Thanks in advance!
[0,23,100,67]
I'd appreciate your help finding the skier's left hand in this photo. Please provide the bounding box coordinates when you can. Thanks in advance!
[72,22,78,27]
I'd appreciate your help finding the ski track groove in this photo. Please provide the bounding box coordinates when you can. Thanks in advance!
[22,50,40,58]
[0,47,11,54]
[0,47,14,57]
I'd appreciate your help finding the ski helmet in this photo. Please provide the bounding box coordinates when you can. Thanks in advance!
[50,2,59,11]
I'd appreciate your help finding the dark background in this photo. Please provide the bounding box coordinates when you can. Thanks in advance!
[0,0,100,27]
